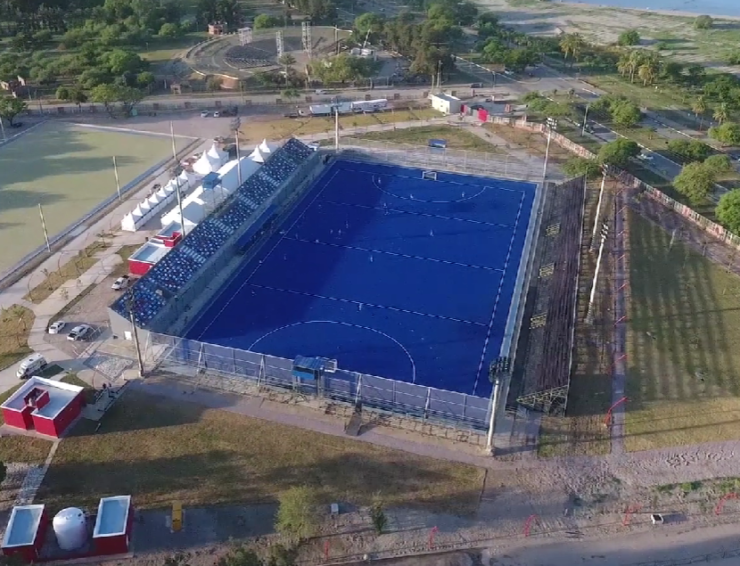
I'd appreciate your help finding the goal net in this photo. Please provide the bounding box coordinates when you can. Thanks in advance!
[239,27,253,46]
[422,170,438,181]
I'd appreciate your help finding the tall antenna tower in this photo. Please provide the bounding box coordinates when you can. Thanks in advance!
[239,26,252,46]
[276,30,284,60]
[301,21,312,59]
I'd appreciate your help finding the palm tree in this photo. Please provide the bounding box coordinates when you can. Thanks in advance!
[638,57,659,86]
[559,33,585,64]
[714,102,729,125]
[627,50,644,83]
[617,52,631,79]
[692,96,707,130]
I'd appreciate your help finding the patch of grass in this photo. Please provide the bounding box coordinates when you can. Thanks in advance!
[355,124,503,153]
[0,305,34,371]
[485,123,571,162]
[25,240,109,304]
[39,391,485,513]
[0,384,54,464]
[111,244,141,277]
[625,214,740,451]
[137,32,207,63]
[51,284,96,321]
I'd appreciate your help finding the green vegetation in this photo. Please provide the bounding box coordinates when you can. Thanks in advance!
[354,125,502,153]
[716,190,740,234]
[0,305,34,371]
[674,162,717,205]
[276,486,319,542]
[625,214,740,451]
[597,138,640,167]
[39,390,485,511]
[562,156,601,179]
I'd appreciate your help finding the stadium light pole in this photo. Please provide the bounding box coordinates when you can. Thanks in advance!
[581,103,590,137]
[112,156,122,201]
[542,117,556,182]
[170,121,187,237]
[38,203,51,253]
[334,107,339,151]
[591,169,607,249]
[486,376,501,454]
[126,290,145,378]
[586,222,609,324]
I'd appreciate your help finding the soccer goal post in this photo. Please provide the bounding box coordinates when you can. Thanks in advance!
[422,170,438,181]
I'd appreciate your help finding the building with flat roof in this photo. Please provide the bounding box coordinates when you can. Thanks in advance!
[1,504,47,562]
[93,496,133,555]
[0,377,85,438]
[128,241,171,276]
[428,92,462,115]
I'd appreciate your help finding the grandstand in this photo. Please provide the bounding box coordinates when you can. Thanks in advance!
[508,176,587,415]
[108,139,558,432]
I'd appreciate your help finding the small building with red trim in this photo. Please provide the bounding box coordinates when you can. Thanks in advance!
[93,496,133,555]
[1,504,47,562]
[0,377,85,438]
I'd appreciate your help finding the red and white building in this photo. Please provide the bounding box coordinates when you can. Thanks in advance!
[127,221,184,276]
[1,505,48,562]
[0,377,85,438]
[93,496,133,555]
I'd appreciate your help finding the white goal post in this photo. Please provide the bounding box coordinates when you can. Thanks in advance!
[422,170,438,181]
[239,27,253,45]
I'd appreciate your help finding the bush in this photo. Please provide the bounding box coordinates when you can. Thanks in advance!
[717,189,740,234]
[617,30,640,46]
[598,138,640,167]
[694,15,713,29]
[562,156,602,179]
[709,122,740,146]
[254,14,280,29]
[159,23,182,38]
[704,153,732,173]
[667,139,711,163]
[674,162,716,205]
[275,486,318,542]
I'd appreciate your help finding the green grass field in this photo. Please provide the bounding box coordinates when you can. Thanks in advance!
[625,214,740,451]
[0,123,183,274]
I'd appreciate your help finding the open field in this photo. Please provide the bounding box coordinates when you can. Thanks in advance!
[353,124,504,153]
[0,123,180,274]
[238,109,441,144]
[0,305,34,371]
[625,213,740,451]
[38,390,485,513]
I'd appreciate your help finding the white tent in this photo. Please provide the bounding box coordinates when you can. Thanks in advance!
[163,180,178,193]
[193,151,218,175]
[155,186,169,200]
[138,199,152,214]
[147,192,161,206]
[121,212,137,232]
[217,157,261,193]
[258,139,273,154]
[121,204,147,232]
[207,142,228,166]
[249,147,266,164]
[178,169,196,187]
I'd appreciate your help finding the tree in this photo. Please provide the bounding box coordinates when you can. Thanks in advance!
[598,138,640,167]
[559,33,585,63]
[716,189,740,234]
[617,30,640,46]
[90,84,144,117]
[370,496,388,535]
[704,153,732,173]
[0,97,27,126]
[56,85,71,101]
[694,15,713,29]
[709,122,740,146]
[692,96,707,130]
[610,99,641,127]
[159,22,182,38]
[281,88,300,102]
[275,486,318,542]
[278,54,296,68]
[714,102,729,125]
[354,12,385,42]
[206,76,223,91]
[217,546,263,566]
[674,162,716,204]
[562,156,602,179]
[254,14,280,29]
[667,139,711,163]
[137,71,156,88]
[267,544,297,566]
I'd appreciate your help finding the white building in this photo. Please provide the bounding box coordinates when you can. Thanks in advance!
[429,92,462,115]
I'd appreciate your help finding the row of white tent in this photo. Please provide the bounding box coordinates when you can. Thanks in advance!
[121,142,231,232]
[160,139,278,230]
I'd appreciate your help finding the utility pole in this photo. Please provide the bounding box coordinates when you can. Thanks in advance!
[170,121,186,237]
[591,170,607,249]
[542,117,557,182]
[38,203,50,252]
[486,357,510,454]
[126,291,145,377]
[112,156,122,201]
[334,107,339,151]
[582,103,590,136]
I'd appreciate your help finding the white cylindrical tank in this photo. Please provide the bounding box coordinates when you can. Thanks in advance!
[53,508,87,551]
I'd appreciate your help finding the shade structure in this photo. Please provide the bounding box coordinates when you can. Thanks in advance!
[192,151,219,175]
[206,142,228,166]
[258,139,273,154]
[249,147,266,163]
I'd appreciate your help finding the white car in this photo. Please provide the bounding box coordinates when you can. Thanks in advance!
[638,152,654,161]
[111,275,130,290]
[200,111,210,118]
[213,111,221,118]
[48,321,66,334]
[67,324,93,342]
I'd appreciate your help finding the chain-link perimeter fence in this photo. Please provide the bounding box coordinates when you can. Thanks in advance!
[339,138,543,182]
[144,333,492,430]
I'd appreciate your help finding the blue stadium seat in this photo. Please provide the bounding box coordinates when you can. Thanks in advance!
[112,280,167,326]
[147,249,201,294]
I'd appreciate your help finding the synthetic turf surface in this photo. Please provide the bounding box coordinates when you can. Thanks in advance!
[186,160,537,397]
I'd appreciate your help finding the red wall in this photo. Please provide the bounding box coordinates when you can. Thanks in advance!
[32,415,58,437]
[128,259,152,276]
[94,503,133,556]
[32,391,85,438]
[1,510,47,563]
[2,408,31,431]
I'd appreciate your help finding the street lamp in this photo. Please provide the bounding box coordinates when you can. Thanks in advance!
[582,103,590,136]
[543,116,557,181]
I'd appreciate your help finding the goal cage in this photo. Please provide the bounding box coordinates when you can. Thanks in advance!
[239,27,253,45]
[422,170,438,181]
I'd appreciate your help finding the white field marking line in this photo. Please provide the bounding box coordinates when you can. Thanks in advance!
[248,283,485,327]
[194,168,342,340]
[324,200,514,229]
[472,191,526,396]
[72,122,198,139]
[249,319,417,384]
[370,174,489,204]
[342,165,520,193]
[339,161,528,192]
[0,119,48,148]
[286,235,504,273]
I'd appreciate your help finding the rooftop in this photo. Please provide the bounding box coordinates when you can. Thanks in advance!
[93,496,131,538]
[1,377,83,420]
[156,221,183,239]
[2,505,44,548]
[130,241,170,265]
[430,92,461,102]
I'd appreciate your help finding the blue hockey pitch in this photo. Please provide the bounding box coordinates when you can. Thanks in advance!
[186,160,538,397]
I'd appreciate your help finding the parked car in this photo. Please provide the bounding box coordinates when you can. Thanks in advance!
[470,83,482,88]
[213,110,221,118]
[16,353,47,379]
[638,152,653,161]
[67,324,93,342]
[48,321,67,334]
[200,111,210,118]
[307,142,320,151]
[111,275,130,290]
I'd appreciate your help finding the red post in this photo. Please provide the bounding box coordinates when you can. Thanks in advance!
[605,396,628,427]
[324,540,330,561]
[523,514,538,537]
[715,493,738,515]
[622,504,641,526]
[428,526,439,549]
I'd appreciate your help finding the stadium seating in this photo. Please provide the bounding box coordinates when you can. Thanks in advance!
[113,138,315,327]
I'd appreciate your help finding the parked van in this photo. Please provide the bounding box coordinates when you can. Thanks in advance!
[16,353,47,379]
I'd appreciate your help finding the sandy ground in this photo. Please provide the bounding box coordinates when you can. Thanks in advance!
[474,0,740,72]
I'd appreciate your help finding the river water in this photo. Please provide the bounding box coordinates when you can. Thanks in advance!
[565,0,739,18]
